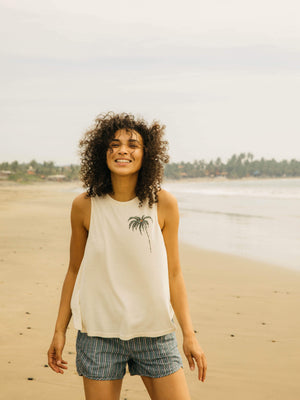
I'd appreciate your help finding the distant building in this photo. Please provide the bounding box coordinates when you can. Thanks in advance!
[27,166,36,175]
[47,175,66,182]
[0,170,12,180]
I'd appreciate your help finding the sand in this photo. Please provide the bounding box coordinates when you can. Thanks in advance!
[1,181,300,400]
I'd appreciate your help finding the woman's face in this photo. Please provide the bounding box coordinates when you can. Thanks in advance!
[106,129,144,177]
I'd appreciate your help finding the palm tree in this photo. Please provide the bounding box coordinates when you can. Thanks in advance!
[128,215,153,252]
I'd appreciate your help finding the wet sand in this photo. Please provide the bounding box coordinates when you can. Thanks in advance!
[1,181,300,400]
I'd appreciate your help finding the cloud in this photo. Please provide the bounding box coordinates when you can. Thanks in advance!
[1,0,300,164]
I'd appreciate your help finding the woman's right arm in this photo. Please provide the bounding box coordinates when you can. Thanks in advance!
[47,193,89,374]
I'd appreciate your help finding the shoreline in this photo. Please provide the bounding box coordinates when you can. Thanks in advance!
[180,240,300,274]
[1,175,300,188]
[163,175,300,183]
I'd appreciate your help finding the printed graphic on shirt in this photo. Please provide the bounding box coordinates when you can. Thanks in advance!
[128,215,153,253]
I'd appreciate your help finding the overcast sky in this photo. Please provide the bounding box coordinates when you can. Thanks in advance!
[1,0,299,165]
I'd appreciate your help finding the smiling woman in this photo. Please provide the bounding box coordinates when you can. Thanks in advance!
[47,111,207,400]
[78,111,169,208]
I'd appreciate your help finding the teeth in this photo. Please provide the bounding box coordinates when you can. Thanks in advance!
[116,160,130,163]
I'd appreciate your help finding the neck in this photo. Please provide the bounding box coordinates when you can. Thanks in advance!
[109,173,138,202]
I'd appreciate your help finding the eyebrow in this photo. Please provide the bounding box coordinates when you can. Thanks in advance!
[111,138,141,143]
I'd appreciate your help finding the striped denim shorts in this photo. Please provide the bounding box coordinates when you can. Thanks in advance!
[76,330,183,380]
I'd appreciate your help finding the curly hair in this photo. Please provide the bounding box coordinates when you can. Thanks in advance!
[78,111,169,207]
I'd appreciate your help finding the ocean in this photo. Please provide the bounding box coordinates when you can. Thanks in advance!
[162,177,300,272]
[71,177,300,272]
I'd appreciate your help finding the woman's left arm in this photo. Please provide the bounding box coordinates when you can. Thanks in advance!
[160,190,207,382]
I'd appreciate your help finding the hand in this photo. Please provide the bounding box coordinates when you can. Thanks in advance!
[183,333,207,382]
[47,332,68,374]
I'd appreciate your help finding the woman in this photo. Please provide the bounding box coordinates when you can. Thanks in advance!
[47,111,207,400]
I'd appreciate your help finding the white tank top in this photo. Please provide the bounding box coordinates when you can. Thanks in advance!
[70,193,176,340]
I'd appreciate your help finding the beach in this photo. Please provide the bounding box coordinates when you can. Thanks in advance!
[1,181,300,400]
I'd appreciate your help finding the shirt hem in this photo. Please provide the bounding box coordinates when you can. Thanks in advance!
[74,325,177,340]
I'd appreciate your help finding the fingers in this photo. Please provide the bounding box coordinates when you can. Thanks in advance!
[48,356,68,374]
[56,359,68,374]
[186,351,207,382]
[195,354,207,382]
[187,354,195,371]
[202,359,207,381]
[183,337,207,382]
[196,357,204,381]
[202,354,207,381]
[48,354,60,373]
[47,348,68,374]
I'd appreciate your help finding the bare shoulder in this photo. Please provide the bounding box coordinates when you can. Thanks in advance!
[72,192,90,207]
[157,189,178,208]
[72,192,91,216]
[157,189,179,222]
[71,192,91,231]
[157,189,179,231]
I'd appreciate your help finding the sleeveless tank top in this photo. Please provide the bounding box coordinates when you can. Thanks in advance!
[70,193,176,340]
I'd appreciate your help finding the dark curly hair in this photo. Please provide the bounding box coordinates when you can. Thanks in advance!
[78,111,169,207]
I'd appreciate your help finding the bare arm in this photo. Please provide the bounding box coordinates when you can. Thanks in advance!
[160,191,195,336]
[160,190,207,382]
[54,196,88,333]
[47,193,89,374]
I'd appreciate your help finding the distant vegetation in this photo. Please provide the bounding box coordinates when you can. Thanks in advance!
[0,153,299,183]
[164,153,300,179]
[0,160,80,183]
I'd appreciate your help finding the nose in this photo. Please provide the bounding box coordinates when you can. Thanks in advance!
[118,144,128,154]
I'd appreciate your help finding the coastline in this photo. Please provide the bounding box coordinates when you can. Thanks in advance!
[1,182,300,399]
[163,175,300,183]
[1,174,300,188]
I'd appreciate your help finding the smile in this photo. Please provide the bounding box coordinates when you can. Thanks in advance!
[115,159,132,163]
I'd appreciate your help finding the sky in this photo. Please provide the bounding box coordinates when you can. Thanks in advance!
[1,0,300,165]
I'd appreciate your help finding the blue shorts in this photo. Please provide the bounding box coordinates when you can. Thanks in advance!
[76,330,183,380]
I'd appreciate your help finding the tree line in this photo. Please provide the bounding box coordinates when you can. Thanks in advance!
[0,153,299,183]
[164,153,300,179]
[0,160,80,182]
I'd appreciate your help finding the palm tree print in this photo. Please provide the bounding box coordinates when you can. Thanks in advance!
[128,215,153,252]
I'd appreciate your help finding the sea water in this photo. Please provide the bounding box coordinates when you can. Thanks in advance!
[162,178,300,271]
